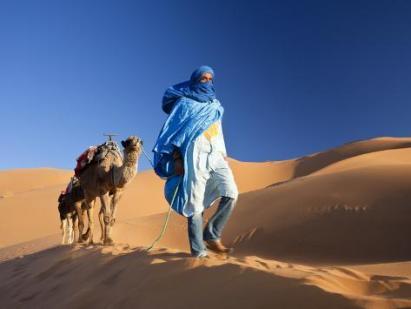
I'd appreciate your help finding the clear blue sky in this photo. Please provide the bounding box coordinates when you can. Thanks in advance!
[1,0,411,171]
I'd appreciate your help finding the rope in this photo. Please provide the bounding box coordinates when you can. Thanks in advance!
[141,147,155,169]
[146,178,180,251]
[139,145,181,252]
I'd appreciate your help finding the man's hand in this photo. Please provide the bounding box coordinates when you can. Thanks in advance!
[174,158,184,175]
[173,150,184,175]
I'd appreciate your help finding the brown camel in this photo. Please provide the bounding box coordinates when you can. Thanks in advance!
[58,176,89,244]
[58,196,90,244]
[74,136,142,245]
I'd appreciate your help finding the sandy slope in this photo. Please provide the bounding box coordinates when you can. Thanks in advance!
[224,164,411,263]
[0,136,411,308]
[0,168,72,196]
[0,245,410,309]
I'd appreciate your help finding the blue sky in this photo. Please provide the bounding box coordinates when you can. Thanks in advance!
[1,0,411,171]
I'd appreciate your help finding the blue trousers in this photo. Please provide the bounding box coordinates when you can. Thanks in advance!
[187,196,236,256]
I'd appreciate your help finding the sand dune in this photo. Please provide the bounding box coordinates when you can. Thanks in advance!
[0,158,277,248]
[0,168,71,198]
[311,147,411,176]
[1,136,411,308]
[224,164,411,263]
[290,136,411,179]
[0,245,410,309]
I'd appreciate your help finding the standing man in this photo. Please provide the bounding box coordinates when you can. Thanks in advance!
[153,66,238,258]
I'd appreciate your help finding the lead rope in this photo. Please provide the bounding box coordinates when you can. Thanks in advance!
[141,147,154,169]
[146,178,180,251]
[140,146,181,252]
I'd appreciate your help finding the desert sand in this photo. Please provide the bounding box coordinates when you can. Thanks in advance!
[0,136,410,308]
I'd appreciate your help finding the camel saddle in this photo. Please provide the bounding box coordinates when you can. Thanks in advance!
[74,141,123,177]
[58,176,84,204]
[74,146,98,177]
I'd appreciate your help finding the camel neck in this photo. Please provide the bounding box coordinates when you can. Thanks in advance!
[123,150,139,168]
[113,149,139,188]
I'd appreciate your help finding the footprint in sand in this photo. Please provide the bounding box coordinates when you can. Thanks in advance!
[35,259,71,280]
[19,292,37,302]
[49,283,62,293]
[102,270,124,286]
[254,259,270,270]
[13,265,25,274]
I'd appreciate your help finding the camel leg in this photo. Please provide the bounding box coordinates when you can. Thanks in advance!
[67,213,74,244]
[100,193,113,245]
[99,207,104,243]
[102,191,122,244]
[86,200,95,245]
[80,203,90,241]
[74,201,85,243]
[61,218,68,244]
[110,191,122,227]
[73,213,79,243]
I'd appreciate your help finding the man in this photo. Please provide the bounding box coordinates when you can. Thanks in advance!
[153,66,238,258]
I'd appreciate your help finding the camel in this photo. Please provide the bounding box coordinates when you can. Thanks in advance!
[58,192,78,244]
[58,197,90,244]
[74,136,142,245]
[58,177,91,244]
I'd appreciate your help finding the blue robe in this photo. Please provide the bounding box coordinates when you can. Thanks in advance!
[153,97,224,216]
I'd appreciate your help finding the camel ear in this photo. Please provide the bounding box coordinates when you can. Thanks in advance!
[121,140,126,148]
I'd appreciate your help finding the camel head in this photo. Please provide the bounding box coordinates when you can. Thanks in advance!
[121,136,143,155]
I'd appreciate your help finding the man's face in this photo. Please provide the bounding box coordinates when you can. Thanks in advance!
[199,72,213,83]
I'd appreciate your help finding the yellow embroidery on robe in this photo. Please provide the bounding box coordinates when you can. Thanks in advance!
[203,122,219,141]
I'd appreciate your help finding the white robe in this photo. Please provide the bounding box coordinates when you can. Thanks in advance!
[184,120,238,216]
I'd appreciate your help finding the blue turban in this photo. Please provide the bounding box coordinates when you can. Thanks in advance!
[162,65,216,114]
